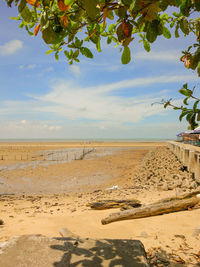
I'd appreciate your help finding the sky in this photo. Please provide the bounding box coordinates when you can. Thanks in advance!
[0,2,199,140]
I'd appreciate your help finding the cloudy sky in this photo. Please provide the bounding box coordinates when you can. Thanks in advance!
[0,2,199,139]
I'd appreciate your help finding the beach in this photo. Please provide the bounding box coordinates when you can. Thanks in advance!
[0,141,200,266]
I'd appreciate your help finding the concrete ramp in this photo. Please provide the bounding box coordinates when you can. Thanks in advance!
[0,235,149,267]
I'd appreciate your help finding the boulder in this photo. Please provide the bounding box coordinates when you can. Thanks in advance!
[0,235,150,267]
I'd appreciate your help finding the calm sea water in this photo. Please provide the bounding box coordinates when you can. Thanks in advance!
[0,138,171,143]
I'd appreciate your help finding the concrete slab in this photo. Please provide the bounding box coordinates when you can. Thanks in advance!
[0,235,150,267]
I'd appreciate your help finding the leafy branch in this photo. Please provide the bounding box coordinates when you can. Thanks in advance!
[4,0,200,69]
[155,83,200,130]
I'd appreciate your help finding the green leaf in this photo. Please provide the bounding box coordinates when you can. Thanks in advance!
[25,25,34,36]
[179,110,189,121]
[143,40,150,52]
[42,25,64,44]
[80,47,93,58]
[64,0,75,5]
[81,0,99,20]
[107,36,112,44]
[55,53,59,61]
[186,112,193,121]
[64,50,69,58]
[121,46,131,64]
[175,23,179,38]
[146,24,157,43]
[183,83,188,89]
[179,88,192,96]
[194,0,200,11]
[19,22,24,28]
[106,10,114,20]
[10,16,20,20]
[197,112,200,121]
[180,0,190,17]
[18,0,26,13]
[46,50,54,55]
[197,62,200,77]
[163,27,171,39]
[164,101,170,108]
[121,0,132,6]
[180,17,189,35]
[108,24,115,33]
[74,49,79,58]
[159,0,169,11]
[193,100,199,111]
[112,36,118,43]
[96,38,101,52]
[40,11,49,31]
[20,6,33,23]
[118,6,127,18]
[183,97,189,105]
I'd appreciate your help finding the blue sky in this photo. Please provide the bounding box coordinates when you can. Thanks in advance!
[0,2,199,139]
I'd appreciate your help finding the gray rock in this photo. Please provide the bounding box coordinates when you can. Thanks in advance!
[59,228,79,239]
[140,231,149,238]
[0,235,150,267]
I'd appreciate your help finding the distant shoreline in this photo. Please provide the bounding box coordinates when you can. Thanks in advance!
[0,138,171,143]
[0,141,167,148]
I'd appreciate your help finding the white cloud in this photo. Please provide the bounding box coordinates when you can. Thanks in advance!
[0,119,187,139]
[0,40,23,56]
[29,73,197,124]
[0,73,198,132]
[86,73,198,93]
[134,50,180,62]
[44,67,54,72]
[0,120,62,138]
[69,65,81,76]
[27,64,36,69]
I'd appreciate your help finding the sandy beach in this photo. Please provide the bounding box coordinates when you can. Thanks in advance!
[0,141,200,266]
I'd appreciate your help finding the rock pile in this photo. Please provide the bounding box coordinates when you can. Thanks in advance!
[133,146,200,192]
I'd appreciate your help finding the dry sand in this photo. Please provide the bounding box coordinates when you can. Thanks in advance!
[0,141,200,266]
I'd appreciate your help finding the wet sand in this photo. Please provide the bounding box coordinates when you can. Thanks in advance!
[0,141,200,266]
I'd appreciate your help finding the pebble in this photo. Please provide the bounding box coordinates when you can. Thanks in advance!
[71,208,76,213]
[140,231,148,238]
[192,227,200,238]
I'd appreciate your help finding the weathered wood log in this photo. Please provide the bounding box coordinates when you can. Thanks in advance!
[155,190,200,204]
[119,191,200,211]
[101,193,200,225]
[88,199,141,210]
[120,204,135,210]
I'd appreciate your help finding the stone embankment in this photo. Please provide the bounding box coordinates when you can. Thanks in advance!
[133,147,200,192]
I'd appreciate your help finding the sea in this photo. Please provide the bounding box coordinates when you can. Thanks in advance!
[0,138,172,143]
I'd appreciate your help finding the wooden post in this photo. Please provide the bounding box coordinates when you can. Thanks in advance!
[194,153,200,182]
[188,150,196,173]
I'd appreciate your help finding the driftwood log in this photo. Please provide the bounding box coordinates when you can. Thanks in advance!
[101,192,200,225]
[155,190,200,204]
[88,199,141,210]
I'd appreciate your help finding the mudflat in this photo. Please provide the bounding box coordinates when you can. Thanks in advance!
[0,141,200,266]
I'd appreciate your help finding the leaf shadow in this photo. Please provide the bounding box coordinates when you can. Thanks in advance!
[50,237,149,267]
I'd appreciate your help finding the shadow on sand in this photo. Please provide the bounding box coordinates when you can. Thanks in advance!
[50,237,149,267]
